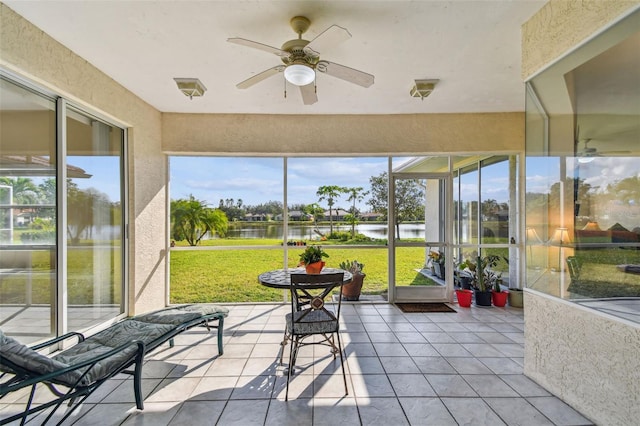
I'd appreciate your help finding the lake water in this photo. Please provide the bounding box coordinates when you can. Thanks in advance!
[222,223,425,240]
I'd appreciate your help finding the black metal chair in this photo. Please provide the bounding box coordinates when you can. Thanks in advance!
[285,272,348,401]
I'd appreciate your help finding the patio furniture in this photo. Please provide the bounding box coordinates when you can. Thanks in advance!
[285,272,348,401]
[257,268,352,364]
[0,304,228,425]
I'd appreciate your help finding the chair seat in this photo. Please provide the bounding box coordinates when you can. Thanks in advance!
[286,309,338,335]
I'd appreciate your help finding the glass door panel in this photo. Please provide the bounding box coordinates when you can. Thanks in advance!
[66,108,125,331]
[391,174,450,302]
[0,78,57,344]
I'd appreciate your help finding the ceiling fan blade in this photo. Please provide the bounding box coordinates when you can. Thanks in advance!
[227,38,290,58]
[598,150,632,155]
[236,66,285,89]
[316,60,374,88]
[299,83,318,105]
[303,25,351,57]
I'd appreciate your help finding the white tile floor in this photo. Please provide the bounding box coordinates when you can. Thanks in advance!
[1,303,594,426]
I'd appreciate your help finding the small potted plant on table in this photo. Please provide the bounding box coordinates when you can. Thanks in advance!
[298,245,329,274]
[338,259,365,301]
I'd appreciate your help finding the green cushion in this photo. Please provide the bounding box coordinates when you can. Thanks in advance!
[0,329,87,387]
[133,304,228,326]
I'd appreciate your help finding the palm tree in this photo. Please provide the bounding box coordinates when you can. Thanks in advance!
[0,177,40,204]
[344,186,368,237]
[171,195,228,246]
[316,185,345,235]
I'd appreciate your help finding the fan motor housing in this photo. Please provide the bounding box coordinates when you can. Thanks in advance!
[280,39,319,66]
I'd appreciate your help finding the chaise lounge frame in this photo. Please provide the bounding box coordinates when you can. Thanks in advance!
[0,304,227,425]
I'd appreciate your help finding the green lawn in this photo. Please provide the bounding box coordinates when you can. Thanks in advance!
[169,245,437,303]
[3,241,637,305]
[0,247,122,305]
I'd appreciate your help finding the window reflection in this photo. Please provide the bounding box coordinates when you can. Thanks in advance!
[0,78,57,343]
[525,26,640,302]
[66,108,125,329]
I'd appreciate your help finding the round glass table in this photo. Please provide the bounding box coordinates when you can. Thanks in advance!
[258,267,352,289]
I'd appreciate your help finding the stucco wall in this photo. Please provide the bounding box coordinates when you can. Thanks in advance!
[162,112,524,155]
[522,0,640,79]
[525,291,640,425]
[0,4,166,315]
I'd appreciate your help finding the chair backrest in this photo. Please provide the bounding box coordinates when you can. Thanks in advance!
[289,272,345,327]
[566,256,581,281]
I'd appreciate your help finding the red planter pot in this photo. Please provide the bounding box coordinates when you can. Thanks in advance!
[455,289,473,308]
[305,261,325,274]
[492,290,509,307]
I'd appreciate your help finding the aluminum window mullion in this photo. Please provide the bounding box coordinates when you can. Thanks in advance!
[282,157,288,302]
[387,157,394,301]
[56,97,67,340]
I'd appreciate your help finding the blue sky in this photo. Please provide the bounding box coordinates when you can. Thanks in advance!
[65,155,637,210]
[169,157,391,211]
[169,156,512,210]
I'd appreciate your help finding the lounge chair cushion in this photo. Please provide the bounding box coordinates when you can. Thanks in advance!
[0,329,87,387]
[52,320,174,384]
[133,304,228,326]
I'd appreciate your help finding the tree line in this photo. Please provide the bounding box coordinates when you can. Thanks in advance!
[170,172,427,245]
[0,177,119,244]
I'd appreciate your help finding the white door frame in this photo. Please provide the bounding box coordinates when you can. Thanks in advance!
[389,172,453,303]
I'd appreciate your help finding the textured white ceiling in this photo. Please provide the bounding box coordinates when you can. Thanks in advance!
[3,0,546,115]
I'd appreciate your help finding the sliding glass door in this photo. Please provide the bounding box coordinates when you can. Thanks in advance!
[0,76,127,344]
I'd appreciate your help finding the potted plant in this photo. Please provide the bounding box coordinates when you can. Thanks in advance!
[455,288,474,307]
[338,259,365,301]
[454,258,474,290]
[428,250,445,279]
[491,275,509,307]
[298,245,329,274]
[459,254,501,307]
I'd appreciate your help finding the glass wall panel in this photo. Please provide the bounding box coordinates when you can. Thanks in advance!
[480,157,509,244]
[458,165,478,245]
[526,21,640,303]
[169,156,390,303]
[66,108,125,330]
[0,78,57,343]
[453,170,460,246]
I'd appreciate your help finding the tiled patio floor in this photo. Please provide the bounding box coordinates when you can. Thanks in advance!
[1,302,594,425]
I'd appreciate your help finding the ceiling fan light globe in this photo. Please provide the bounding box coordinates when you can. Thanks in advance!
[284,64,315,86]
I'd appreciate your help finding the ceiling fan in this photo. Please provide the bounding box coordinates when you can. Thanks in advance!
[577,139,630,163]
[228,16,374,105]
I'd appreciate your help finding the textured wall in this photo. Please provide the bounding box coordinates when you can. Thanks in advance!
[525,292,640,426]
[162,112,524,155]
[521,0,639,79]
[0,4,166,315]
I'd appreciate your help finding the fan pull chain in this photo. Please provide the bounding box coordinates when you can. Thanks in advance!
[284,77,287,99]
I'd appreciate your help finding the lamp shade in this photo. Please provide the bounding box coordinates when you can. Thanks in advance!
[284,64,315,86]
[578,156,595,164]
[582,221,601,231]
[550,227,572,245]
[525,227,541,243]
